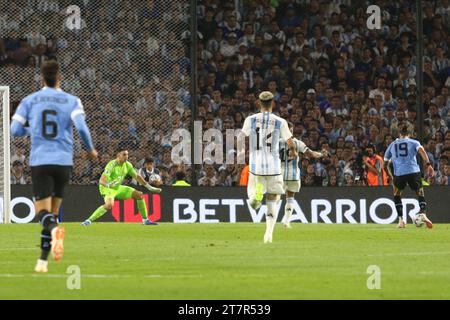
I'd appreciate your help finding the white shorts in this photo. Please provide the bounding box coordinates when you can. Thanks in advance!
[283,180,301,193]
[247,173,285,199]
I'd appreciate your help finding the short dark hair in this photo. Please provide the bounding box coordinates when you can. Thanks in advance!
[116,145,128,154]
[144,157,154,164]
[12,160,23,167]
[175,171,186,181]
[400,125,410,136]
[41,60,60,87]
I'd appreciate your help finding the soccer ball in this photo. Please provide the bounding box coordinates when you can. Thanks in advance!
[149,173,161,182]
[414,214,424,228]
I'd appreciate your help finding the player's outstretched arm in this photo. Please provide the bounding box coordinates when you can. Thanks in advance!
[73,114,97,159]
[418,146,435,178]
[286,138,298,160]
[11,120,30,137]
[100,174,119,188]
[304,149,327,159]
[384,160,394,184]
[136,173,162,193]
[11,103,30,137]
[237,118,251,164]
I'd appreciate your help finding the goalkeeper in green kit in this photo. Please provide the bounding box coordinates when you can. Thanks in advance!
[82,147,162,226]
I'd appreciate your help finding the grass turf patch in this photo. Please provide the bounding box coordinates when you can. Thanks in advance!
[0,223,449,299]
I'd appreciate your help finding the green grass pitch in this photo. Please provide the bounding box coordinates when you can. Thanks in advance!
[1,223,450,299]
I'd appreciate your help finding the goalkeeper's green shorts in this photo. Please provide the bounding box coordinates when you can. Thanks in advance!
[99,185,135,201]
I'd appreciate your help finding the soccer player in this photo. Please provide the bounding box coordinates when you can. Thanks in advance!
[82,148,162,226]
[384,125,435,228]
[280,122,327,228]
[10,60,98,273]
[240,91,297,243]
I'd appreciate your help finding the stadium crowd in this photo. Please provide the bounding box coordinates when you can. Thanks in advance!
[2,0,450,186]
[2,0,193,185]
[195,0,450,187]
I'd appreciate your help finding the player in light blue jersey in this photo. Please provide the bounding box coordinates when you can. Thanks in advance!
[279,122,327,228]
[384,125,434,229]
[11,60,98,272]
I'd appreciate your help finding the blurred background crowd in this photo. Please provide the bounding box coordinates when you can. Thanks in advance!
[2,0,450,186]
[2,0,193,185]
[194,0,450,187]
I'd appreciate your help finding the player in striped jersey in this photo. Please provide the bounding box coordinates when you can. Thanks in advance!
[240,91,297,243]
[279,122,327,228]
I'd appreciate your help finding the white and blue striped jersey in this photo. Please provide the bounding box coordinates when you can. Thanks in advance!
[384,138,422,176]
[242,112,292,176]
[11,87,92,166]
[280,138,309,181]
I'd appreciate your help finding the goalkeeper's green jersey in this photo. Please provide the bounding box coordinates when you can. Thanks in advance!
[101,160,137,188]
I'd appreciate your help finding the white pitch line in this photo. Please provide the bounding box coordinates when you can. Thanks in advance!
[0,248,37,251]
[144,274,203,278]
[0,274,131,279]
[367,251,450,257]
[0,274,203,279]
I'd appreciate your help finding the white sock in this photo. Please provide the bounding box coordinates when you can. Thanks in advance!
[36,259,48,266]
[284,198,295,224]
[265,200,279,238]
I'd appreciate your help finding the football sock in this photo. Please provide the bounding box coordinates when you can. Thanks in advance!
[38,210,58,232]
[284,198,295,224]
[394,196,403,218]
[40,229,51,261]
[418,196,427,212]
[137,199,148,220]
[87,205,108,222]
[266,200,278,237]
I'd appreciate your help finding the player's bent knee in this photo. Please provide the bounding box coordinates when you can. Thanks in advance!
[133,191,143,200]
[104,200,114,211]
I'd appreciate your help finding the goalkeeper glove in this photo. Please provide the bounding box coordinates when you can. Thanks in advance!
[145,183,162,193]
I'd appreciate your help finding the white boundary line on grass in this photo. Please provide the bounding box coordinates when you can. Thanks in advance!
[0,248,37,251]
[0,273,203,279]
[367,251,450,257]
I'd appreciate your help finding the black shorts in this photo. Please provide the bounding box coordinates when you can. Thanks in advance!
[31,165,72,200]
[393,172,422,191]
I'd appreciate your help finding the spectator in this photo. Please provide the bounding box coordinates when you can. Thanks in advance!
[198,164,218,186]
[363,144,388,186]
[239,164,249,186]
[172,171,191,187]
[11,160,26,185]
[220,32,239,58]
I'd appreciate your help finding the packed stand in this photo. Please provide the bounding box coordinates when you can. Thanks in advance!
[2,0,450,187]
[1,0,192,185]
[195,0,450,186]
